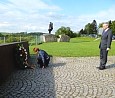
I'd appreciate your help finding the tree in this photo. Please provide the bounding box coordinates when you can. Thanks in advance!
[83,20,98,35]
[0,33,4,37]
[98,23,103,28]
[108,20,112,28]
[111,21,115,35]
[91,20,97,34]
[55,26,75,38]
[84,23,94,34]
[79,29,86,35]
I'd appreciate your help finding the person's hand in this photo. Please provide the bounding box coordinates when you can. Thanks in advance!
[42,66,44,69]
[107,48,110,51]
[30,65,35,69]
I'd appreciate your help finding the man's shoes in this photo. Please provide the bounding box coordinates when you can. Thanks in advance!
[97,66,106,70]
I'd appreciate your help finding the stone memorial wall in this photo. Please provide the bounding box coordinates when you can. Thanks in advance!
[0,42,29,85]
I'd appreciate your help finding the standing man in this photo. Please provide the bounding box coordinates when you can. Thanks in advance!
[98,22,113,70]
[48,22,53,34]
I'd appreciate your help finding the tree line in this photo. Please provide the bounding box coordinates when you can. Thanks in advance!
[55,20,115,38]
[0,20,115,39]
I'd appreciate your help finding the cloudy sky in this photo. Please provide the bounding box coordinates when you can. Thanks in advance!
[0,0,115,33]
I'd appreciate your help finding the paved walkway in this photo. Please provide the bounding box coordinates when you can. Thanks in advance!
[0,56,115,98]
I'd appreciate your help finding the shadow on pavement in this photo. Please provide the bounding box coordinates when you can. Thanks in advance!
[106,64,115,69]
[0,55,66,98]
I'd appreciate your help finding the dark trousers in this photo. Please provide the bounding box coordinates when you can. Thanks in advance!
[48,29,53,34]
[37,57,50,68]
[100,49,108,68]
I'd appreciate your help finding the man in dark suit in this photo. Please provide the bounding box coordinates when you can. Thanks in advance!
[98,22,113,70]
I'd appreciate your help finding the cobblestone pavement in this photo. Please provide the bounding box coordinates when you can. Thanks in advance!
[0,56,115,98]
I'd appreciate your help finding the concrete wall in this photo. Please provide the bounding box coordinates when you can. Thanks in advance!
[42,34,57,42]
[42,34,70,42]
[0,42,29,85]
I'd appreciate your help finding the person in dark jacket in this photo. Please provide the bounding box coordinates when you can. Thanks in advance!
[98,22,113,70]
[33,48,50,68]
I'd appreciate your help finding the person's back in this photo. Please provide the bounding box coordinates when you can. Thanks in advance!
[38,50,49,60]
[33,48,50,68]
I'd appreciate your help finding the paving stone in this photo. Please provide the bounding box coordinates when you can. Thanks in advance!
[0,56,115,98]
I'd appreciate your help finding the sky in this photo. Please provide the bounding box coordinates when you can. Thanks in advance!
[0,0,115,33]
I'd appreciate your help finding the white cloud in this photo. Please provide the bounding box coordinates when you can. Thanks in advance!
[78,6,115,26]
[0,22,12,27]
[0,0,62,32]
[68,6,115,31]
[0,0,115,33]
[5,0,61,12]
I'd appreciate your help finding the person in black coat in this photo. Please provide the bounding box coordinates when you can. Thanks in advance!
[98,22,113,70]
[33,48,50,68]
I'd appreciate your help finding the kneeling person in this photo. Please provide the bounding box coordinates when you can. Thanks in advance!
[33,48,50,68]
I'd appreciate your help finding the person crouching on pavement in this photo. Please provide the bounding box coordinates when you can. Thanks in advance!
[33,48,50,68]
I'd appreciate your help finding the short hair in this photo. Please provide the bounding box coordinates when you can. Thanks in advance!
[103,22,109,26]
[33,48,39,52]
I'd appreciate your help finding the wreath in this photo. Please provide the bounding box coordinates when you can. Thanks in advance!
[15,44,28,69]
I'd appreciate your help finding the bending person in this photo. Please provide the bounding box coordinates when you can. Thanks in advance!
[33,48,50,68]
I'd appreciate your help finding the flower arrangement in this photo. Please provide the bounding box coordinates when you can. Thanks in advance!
[15,44,28,69]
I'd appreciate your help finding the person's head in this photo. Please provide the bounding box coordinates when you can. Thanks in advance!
[33,48,39,53]
[102,22,109,30]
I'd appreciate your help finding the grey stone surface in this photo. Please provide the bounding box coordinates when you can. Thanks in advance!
[57,34,70,42]
[0,56,115,98]
[42,34,57,42]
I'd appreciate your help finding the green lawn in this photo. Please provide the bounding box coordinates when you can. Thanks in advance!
[29,37,115,57]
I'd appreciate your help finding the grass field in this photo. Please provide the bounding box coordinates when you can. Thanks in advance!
[29,37,115,57]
